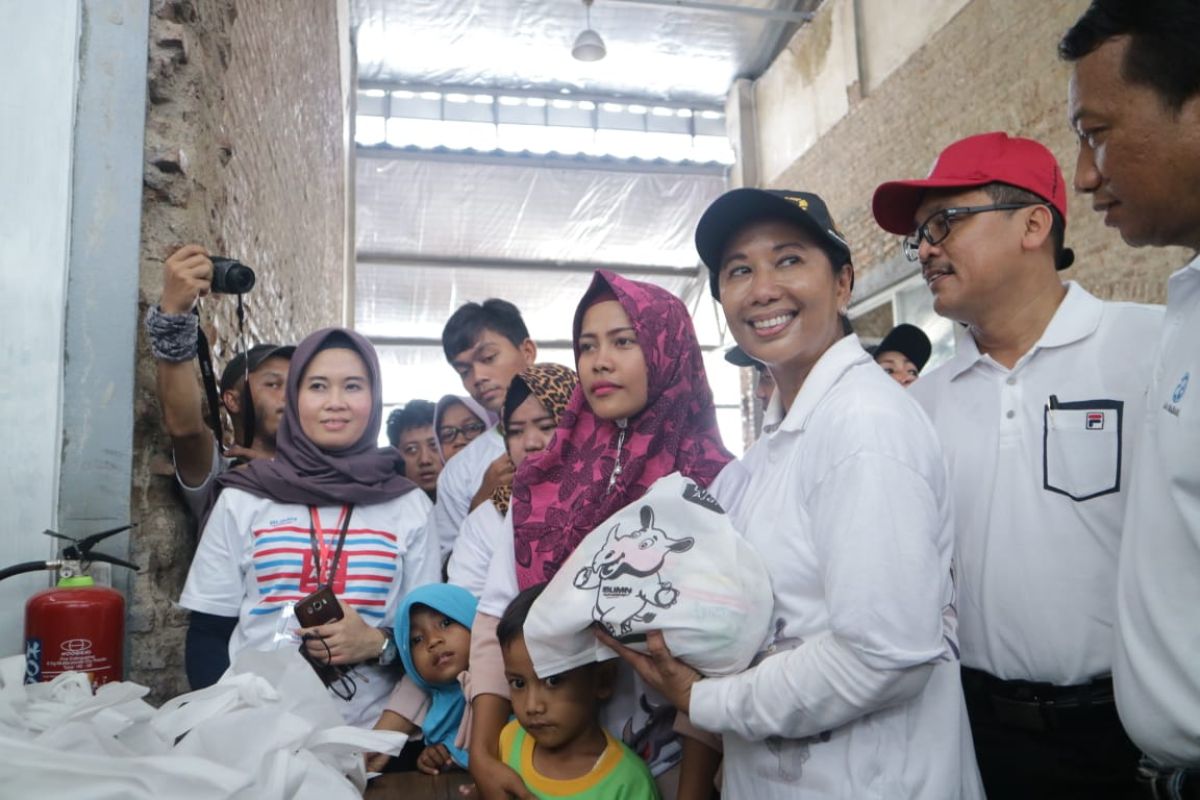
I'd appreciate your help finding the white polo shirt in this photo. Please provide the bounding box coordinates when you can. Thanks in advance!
[689,335,981,800]
[425,427,506,559]
[910,282,1162,685]
[1114,254,1200,767]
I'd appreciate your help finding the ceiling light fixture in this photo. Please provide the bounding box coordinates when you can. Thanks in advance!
[572,0,607,62]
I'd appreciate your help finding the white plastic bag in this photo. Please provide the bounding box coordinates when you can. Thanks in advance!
[0,648,408,799]
[524,472,774,678]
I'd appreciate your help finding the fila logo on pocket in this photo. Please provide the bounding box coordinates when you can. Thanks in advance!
[1086,412,1105,430]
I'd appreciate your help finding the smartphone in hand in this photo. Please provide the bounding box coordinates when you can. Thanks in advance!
[295,586,344,628]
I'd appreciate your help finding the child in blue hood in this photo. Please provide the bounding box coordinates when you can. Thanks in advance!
[369,583,477,774]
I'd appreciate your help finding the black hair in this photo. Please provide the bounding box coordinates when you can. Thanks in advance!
[386,399,436,448]
[502,376,533,434]
[497,583,547,649]
[1059,0,1200,112]
[708,216,853,300]
[981,182,1073,270]
[441,299,531,363]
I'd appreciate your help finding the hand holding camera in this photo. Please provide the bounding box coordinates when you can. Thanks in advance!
[161,245,256,314]
[161,244,214,314]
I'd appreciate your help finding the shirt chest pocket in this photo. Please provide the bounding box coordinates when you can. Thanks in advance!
[1042,399,1123,501]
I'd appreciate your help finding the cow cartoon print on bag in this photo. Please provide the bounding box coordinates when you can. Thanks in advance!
[572,505,694,637]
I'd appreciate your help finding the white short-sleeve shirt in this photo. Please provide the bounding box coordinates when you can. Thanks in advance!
[180,487,437,726]
[1114,255,1200,767]
[910,282,1162,685]
[426,428,506,559]
[446,499,506,598]
[688,335,981,800]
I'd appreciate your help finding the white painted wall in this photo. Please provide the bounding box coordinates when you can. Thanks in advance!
[0,4,80,653]
[751,0,971,185]
[754,0,859,185]
[857,0,971,93]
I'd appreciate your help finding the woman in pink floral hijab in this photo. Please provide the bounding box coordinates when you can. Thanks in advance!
[511,269,732,589]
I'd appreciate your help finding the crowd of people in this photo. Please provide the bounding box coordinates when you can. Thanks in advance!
[142,2,1200,797]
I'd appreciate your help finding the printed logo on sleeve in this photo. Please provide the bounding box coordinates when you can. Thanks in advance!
[1165,372,1189,417]
[1086,412,1105,430]
[682,482,724,514]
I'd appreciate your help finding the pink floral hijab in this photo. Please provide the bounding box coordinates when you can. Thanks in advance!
[511,270,732,589]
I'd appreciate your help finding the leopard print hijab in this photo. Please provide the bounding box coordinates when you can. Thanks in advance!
[492,363,579,515]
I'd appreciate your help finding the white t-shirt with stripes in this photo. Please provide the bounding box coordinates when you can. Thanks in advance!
[180,486,437,726]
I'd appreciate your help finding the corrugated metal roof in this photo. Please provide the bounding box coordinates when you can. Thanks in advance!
[353,0,810,104]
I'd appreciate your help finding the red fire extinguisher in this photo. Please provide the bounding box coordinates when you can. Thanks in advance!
[0,524,138,689]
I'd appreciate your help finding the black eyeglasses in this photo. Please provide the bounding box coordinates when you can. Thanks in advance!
[437,420,487,445]
[902,203,1039,262]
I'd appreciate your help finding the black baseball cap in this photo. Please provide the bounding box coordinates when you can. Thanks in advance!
[219,344,296,393]
[873,324,931,372]
[723,345,764,370]
[696,188,853,299]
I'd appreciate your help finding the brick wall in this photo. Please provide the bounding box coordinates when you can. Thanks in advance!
[130,0,348,701]
[765,0,1192,306]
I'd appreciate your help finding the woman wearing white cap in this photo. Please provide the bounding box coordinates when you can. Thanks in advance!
[602,188,982,799]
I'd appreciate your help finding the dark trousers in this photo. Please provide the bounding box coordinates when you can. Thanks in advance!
[962,667,1141,800]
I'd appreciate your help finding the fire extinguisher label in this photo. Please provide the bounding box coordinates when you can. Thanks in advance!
[26,637,111,683]
[24,637,42,685]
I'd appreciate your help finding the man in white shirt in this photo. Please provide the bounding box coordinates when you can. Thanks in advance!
[873,132,1163,798]
[426,299,537,560]
[1061,2,1200,792]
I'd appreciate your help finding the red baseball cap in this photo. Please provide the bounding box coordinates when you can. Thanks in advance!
[872,132,1068,235]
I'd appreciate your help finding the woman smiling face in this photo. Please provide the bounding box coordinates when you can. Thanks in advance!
[297,347,373,451]
[576,300,650,421]
[718,219,851,408]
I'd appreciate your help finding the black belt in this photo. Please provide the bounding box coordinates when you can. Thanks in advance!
[1137,758,1200,800]
[962,666,1116,733]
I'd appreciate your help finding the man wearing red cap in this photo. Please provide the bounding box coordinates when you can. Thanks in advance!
[872,132,1163,798]
[1061,2,1200,793]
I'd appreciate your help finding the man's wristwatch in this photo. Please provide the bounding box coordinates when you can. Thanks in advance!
[377,630,399,666]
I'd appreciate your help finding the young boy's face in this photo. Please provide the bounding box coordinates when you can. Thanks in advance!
[408,606,471,685]
[449,329,536,413]
[503,634,613,753]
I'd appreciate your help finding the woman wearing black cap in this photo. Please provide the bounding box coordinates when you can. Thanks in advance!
[603,188,982,799]
[873,323,932,387]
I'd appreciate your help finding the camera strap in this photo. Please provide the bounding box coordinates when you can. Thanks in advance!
[194,309,226,453]
[194,293,252,454]
[234,293,255,449]
[308,505,354,590]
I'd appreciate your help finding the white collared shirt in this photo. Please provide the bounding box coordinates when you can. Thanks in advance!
[689,334,981,800]
[425,427,505,559]
[910,282,1162,685]
[1114,254,1200,767]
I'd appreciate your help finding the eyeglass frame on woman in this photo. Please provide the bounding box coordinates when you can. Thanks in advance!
[902,202,1041,262]
[437,420,487,445]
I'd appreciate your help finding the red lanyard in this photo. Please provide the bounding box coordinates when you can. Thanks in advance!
[308,505,352,588]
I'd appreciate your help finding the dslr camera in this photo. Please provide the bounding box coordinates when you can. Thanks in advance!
[209,257,256,294]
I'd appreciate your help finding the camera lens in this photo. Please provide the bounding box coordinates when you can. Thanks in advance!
[210,257,256,294]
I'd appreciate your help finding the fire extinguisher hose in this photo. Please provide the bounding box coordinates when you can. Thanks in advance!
[0,561,51,582]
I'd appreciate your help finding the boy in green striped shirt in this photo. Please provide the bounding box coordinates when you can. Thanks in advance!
[497,585,659,799]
